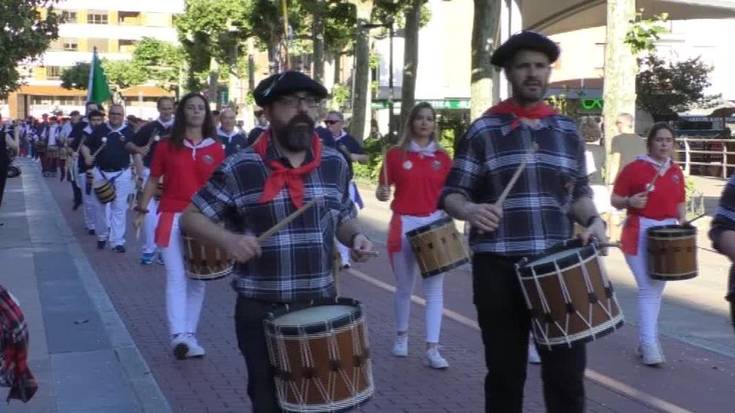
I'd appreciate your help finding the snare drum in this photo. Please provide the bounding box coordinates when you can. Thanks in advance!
[46,146,59,159]
[264,298,373,412]
[94,180,116,204]
[516,239,624,348]
[647,225,697,280]
[406,216,469,278]
[181,233,232,280]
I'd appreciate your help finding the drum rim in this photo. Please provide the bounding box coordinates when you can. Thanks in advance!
[516,239,596,277]
[647,224,696,237]
[264,297,362,335]
[533,313,624,348]
[405,216,454,237]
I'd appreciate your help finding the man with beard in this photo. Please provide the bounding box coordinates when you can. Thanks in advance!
[440,31,607,413]
[180,71,376,412]
[216,107,248,156]
[70,110,105,235]
[126,96,175,265]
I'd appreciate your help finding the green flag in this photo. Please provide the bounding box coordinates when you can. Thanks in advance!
[87,49,111,104]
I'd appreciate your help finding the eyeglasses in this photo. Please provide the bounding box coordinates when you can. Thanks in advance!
[277,95,321,109]
[324,120,341,125]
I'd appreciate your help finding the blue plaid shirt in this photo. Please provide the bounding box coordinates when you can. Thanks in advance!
[440,114,592,257]
[191,143,356,302]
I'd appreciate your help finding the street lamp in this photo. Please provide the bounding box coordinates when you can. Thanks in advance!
[364,18,395,142]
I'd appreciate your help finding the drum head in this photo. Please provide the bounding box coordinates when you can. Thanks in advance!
[647,224,696,237]
[517,239,596,278]
[405,216,453,238]
[266,298,362,336]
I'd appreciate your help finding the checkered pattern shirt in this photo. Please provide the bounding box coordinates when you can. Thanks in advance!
[192,143,356,303]
[0,285,37,402]
[440,113,592,257]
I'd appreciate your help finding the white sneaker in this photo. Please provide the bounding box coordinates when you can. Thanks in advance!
[186,333,205,358]
[528,344,541,364]
[424,347,449,369]
[637,342,665,366]
[392,335,408,357]
[171,334,189,360]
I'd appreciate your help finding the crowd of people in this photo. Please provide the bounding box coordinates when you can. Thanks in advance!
[1,29,734,413]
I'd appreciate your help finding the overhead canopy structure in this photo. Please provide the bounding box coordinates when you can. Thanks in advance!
[523,0,735,34]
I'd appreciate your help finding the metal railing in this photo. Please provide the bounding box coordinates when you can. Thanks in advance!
[676,136,735,179]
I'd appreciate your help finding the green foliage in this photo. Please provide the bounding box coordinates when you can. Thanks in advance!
[132,37,184,92]
[353,136,389,183]
[324,1,356,55]
[330,83,350,109]
[102,59,146,91]
[637,54,721,119]
[0,0,60,97]
[625,12,669,55]
[60,62,89,90]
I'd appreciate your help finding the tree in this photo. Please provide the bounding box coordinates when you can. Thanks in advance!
[470,0,501,120]
[60,59,145,95]
[398,0,424,131]
[636,54,720,121]
[60,63,89,90]
[0,0,60,97]
[132,37,185,93]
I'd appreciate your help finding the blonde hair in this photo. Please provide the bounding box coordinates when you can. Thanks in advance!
[396,102,441,151]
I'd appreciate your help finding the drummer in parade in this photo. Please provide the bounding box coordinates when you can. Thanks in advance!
[216,107,249,156]
[710,173,735,333]
[376,102,453,369]
[611,123,687,366]
[133,92,225,360]
[126,96,176,265]
[70,109,105,236]
[81,103,135,253]
[440,31,607,412]
[180,71,375,412]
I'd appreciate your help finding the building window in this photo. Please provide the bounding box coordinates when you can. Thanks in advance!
[63,39,78,51]
[46,66,62,80]
[61,10,77,23]
[88,38,108,53]
[87,12,108,25]
[118,11,141,25]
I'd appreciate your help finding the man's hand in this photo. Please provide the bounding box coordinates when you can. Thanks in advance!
[628,191,648,209]
[223,233,262,263]
[376,185,391,202]
[579,217,609,254]
[464,202,503,232]
[350,234,375,263]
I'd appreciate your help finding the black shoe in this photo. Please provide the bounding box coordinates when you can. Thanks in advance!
[113,245,126,253]
[72,202,81,211]
[88,229,95,235]
[97,240,106,250]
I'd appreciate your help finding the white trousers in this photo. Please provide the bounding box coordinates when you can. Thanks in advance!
[624,216,677,345]
[160,213,206,336]
[92,167,132,247]
[390,211,445,343]
[337,182,360,265]
[78,171,96,231]
[140,167,159,255]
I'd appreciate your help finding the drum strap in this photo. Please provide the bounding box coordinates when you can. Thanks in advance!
[99,170,124,185]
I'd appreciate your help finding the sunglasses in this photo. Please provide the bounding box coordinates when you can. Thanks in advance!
[324,120,341,125]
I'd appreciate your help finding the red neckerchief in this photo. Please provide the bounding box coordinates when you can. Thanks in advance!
[485,98,557,130]
[252,129,322,208]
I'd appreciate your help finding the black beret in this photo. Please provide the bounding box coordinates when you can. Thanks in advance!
[491,31,560,67]
[253,71,329,107]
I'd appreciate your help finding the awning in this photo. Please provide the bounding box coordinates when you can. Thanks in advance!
[524,0,735,35]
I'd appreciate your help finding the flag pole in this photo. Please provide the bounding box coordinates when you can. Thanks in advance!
[86,47,97,103]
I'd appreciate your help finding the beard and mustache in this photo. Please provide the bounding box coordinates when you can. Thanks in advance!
[272,114,315,152]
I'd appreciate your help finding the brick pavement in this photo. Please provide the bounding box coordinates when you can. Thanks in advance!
[42,171,735,412]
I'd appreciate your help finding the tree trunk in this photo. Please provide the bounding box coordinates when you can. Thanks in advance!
[399,0,423,133]
[471,0,501,120]
[603,0,637,184]
[334,52,341,84]
[312,0,325,83]
[352,21,370,142]
[207,56,219,108]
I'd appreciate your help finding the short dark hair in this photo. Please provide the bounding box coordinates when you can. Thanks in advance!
[157,96,175,108]
[88,110,104,119]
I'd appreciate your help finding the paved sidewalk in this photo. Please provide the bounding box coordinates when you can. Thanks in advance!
[0,158,170,413]
[15,159,735,412]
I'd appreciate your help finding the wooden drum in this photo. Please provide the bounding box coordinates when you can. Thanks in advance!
[264,298,373,412]
[647,225,698,281]
[406,217,469,278]
[515,239,624,348]
[94,180,116,204]
[181,232,233,281]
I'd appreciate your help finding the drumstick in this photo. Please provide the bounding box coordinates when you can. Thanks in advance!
[494,143,539,208]
[257,198,317,242]
[91,138,107,157]
[596,242,621,249]
[683,212,707,226]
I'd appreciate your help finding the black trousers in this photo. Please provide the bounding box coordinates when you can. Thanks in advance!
[70,178,82,206]
[234,297,284,413]
[473,253,586,413]
[728,266,735,334]
[0,160,8,208]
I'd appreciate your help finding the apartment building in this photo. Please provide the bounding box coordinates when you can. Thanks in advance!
[5,0,184,120]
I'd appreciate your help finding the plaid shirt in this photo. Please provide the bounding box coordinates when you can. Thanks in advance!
[710,174,735,302]
[440,114,592,257]
[0,285,37,402]
[192,142,356,303]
